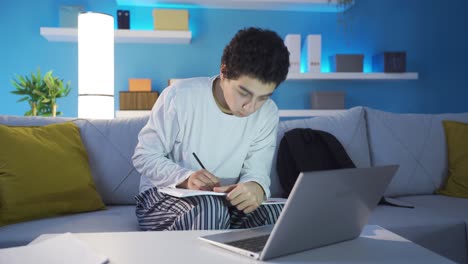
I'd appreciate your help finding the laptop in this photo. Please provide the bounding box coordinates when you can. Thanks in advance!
[199,165,398,260]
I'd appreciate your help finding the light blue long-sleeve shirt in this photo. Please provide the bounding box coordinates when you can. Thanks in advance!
[132,76,278,198]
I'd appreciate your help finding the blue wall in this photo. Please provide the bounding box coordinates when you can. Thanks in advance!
[1,0,467,117]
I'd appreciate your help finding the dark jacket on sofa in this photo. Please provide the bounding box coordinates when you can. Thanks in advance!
[276,128,355,198]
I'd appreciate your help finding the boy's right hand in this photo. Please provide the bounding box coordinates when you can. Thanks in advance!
[177,170,220,191]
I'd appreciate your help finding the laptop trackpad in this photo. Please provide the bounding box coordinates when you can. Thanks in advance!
[202,224,273,244]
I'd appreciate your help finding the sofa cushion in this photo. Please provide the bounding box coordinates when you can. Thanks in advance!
[270,107,370,197]
[369,195,468,264]
[397,195,468,226]
[0,205,138,248]
[365,108,468,197]
[0,115,148,205]
[437,121,468,198]
[0,122,105,226]
[74,117,148,204]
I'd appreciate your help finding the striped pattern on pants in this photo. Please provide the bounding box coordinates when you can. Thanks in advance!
[135,187,284,231]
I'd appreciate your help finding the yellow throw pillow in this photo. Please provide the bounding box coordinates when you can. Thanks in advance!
[0,122,105,226]
[437,120,468,198]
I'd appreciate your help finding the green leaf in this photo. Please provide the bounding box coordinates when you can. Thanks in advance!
[33,90,46,96]
[11,82,23,91]
[11,90,27,95]
[17,96,29,102]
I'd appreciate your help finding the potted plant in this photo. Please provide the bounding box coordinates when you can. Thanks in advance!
[11,69,72,117]
[10,68,46,116]
[38,71,72,117]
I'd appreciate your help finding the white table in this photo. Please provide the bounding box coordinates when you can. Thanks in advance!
[32,225,454,264]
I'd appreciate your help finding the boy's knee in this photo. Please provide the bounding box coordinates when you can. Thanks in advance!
[192,195,228,215]
[180,196,230,230]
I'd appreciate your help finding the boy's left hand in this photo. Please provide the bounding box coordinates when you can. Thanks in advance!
[214,182,264,214]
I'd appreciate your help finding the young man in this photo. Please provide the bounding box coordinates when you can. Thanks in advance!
[133,27,290,231]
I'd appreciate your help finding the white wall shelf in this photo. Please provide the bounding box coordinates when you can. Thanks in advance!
[115,109,345,118]
[40,27,192,44]
[286,72,419,80]
[115,0,354,12]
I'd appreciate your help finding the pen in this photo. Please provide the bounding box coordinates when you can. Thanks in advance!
[192,152,206,170]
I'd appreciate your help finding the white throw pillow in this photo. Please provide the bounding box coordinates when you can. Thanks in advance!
[365,107,468,197]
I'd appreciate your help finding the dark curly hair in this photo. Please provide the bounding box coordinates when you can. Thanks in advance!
[221,27,290,87]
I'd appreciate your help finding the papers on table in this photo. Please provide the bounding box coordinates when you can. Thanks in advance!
[0,233,108,264]
[158,187,287,205]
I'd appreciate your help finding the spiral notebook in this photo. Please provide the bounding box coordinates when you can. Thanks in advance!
[158,187,286,204]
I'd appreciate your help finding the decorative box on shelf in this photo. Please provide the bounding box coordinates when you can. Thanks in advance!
[119,91,159,110]
[329,54,364,72]
[59,5,84,28]
[311,91,345,109]
[152,9,189,31]
[117,9,130,29]
[372,52,406,73]
[129,78,152,92]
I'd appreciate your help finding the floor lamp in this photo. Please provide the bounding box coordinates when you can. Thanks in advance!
[78,12,114,119]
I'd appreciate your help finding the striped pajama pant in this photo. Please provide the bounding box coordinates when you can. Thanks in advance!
[135,187,284,231]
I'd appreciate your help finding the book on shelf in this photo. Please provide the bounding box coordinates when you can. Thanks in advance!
[158,187,287,205]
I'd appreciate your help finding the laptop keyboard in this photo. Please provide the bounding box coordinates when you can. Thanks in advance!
[225,234,270,253]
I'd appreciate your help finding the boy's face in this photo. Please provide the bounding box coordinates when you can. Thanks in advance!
[220,75,276,117]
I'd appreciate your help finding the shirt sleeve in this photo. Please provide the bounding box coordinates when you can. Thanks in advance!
[237,103,279,198]
[132,87,194,189]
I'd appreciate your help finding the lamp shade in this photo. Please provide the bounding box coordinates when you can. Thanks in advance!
[78,12,114,119]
